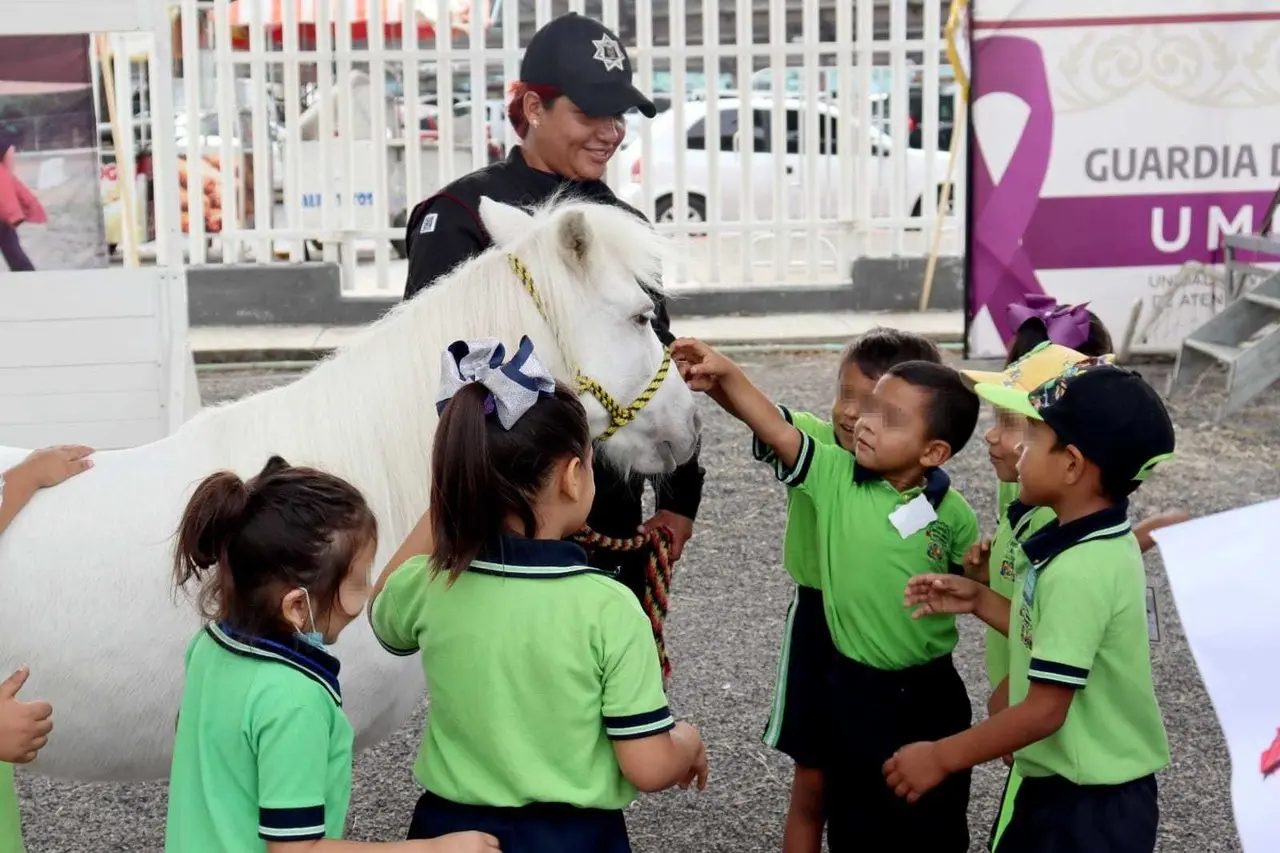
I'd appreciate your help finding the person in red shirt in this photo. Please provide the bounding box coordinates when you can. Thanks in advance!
[0,133,47,272]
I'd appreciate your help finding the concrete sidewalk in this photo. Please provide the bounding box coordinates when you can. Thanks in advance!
[187,310,965,361]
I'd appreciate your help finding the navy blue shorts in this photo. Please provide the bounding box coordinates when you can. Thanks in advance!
[407,790,631,853]
[995,773,1158,853]
[761,584,837,769]
[823,652,973,853]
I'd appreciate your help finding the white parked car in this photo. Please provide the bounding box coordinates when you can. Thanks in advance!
[616,97,951,225]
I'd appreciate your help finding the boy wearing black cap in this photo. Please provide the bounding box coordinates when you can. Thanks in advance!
[886,356,1175,853]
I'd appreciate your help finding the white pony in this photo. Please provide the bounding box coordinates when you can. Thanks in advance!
[0,195,700,783]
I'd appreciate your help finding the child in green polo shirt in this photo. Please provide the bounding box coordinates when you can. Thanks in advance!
[753,327,943,853]
[165,455,497,853]
[0,444,95,853]
[890,356,1177,853]
[963,300,1186,852]
[368,337,707,853]
[671,336,981,853]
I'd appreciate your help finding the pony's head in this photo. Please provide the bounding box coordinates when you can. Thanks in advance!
[477,195,700,475]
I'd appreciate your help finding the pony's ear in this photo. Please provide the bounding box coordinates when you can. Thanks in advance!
[555,208,592,271]
[478,196,533,247]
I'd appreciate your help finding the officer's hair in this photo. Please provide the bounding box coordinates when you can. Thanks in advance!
[173,456,377,637]
[431,380,592,581]
[507,81,562,138]
[883,361,980,458]
[1006,308,1114,365]
[840,327,942,380]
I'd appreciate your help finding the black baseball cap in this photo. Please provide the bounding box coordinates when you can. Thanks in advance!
[519,12,657,118]
[977,355,1176,495]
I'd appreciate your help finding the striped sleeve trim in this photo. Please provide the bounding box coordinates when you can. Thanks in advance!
[1028,657,1089,688]
[371,627,418,657]
[772,430,814,487]
[258,805,326,841]
[604,707,676,740]
[370,597,418,657]
[751,405,794,463]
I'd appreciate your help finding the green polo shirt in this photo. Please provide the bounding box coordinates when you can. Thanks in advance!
[371,535,674,811]
[985,481,1056,689]
[165,622,354,851]
[1,762,22,853]
[752,406,837,590]
[1008,503,1170,784]
[768,427,980,670]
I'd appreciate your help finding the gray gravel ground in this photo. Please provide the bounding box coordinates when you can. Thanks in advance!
[16,351,1279,852]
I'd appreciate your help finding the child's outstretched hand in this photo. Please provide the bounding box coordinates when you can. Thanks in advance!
[904,573,982,619]
[4,444,95,493]
[963,538,992,583]
[670,337,738,393]
[883,741,948,803]
[1134,508,1191,553]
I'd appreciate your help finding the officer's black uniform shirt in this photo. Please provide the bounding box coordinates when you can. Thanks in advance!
[403,146,705,579]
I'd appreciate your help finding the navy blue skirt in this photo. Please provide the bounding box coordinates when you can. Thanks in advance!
[408,790,631,853]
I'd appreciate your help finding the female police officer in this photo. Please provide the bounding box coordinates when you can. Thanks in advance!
[401,11,704,595]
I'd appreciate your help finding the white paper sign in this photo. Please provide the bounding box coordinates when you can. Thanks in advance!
[888,493,938,539]
[1153,498,1280,853]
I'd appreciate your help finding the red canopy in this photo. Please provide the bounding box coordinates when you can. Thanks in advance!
[227,0,489,47]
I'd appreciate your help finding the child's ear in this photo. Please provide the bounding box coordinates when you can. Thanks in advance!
[920,439,952,470]
[560,455,585,502]
[1062,445,1089,486]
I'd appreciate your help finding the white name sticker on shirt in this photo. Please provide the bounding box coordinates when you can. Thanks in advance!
[888,493,938,539]
[1146,586,1161,643]
[419,212,438,234]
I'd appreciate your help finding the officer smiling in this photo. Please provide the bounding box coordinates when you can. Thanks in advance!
[402,11,704,600]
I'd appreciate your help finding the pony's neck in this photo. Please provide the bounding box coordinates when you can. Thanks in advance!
[194,248,579,545]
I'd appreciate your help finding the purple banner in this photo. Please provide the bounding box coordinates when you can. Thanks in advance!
[1023,190,1280,270]
[968,34,1280,344]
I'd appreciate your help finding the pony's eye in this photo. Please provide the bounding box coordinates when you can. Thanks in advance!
[634,314,652,327]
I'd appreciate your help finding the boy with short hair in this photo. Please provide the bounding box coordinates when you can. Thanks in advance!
[672,337,981,852]
[755,327,942,853]
[961,342,1187,851]
[888,355,1176,853]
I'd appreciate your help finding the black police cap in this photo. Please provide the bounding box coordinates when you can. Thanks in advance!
[519,12,657,118]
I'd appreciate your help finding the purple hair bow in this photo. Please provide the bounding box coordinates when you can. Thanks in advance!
[1007,295,1091,350]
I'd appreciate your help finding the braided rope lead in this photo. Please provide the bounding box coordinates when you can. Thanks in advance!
[572,525,675,680]
[506,252,672,442]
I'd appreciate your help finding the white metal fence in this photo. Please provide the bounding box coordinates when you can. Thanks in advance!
[108,0,964,294]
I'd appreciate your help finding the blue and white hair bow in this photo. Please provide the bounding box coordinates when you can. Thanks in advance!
[435,335,557,429]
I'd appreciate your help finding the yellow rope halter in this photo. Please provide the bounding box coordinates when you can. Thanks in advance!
[507,253,671,441]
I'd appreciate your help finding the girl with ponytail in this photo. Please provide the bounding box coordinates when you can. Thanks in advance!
[369,337,707,853]
[165,455,498,853]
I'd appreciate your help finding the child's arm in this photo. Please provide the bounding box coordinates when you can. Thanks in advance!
[1133,509,1189,552]
[884,681,1074,802]
[602,590,709,793]
[613,721,709,793]
[0,445,94,537]
[903,574,1011,636]
[369,509,434,615]
[987,677,1009,717]
[672,338,803,468]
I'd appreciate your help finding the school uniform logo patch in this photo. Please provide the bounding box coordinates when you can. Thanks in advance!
[999,549,1017,582]
[924,520,948,567]
[1019,602,1033,649]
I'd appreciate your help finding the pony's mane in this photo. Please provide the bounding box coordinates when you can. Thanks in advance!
[180,195,670,540]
